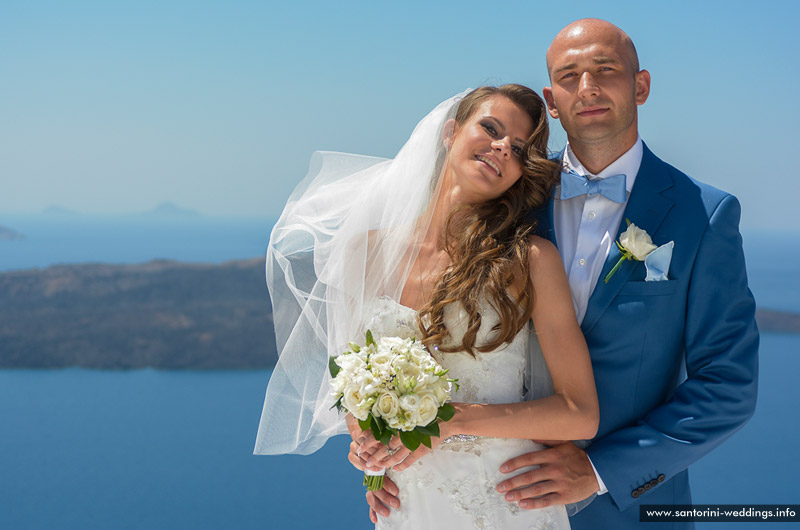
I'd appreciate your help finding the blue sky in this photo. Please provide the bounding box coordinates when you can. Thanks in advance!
[2,0,797,231]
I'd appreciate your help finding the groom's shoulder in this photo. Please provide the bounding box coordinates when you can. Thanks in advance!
[644,145,735,216]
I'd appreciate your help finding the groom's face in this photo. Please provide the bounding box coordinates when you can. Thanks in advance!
[543,24,650,149]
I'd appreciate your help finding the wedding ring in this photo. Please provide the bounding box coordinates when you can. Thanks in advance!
[386,447,399,457]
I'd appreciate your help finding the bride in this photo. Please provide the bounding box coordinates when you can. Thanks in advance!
[254,85,598,529]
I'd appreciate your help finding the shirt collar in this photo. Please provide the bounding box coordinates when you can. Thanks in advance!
[562,135,643,193]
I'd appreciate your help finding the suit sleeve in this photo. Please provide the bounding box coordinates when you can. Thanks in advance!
[585,194,759,512]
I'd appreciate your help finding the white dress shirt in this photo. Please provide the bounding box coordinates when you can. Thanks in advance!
[553,136,644,496]
[554,137,643,324]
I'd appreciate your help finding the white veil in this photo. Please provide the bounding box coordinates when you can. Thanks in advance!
[254,93,464,455]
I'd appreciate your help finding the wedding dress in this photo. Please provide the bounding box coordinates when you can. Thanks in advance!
[368,297,570,530]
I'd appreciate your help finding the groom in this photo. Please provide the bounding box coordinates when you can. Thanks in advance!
[490,19,759,529]
[357,18,758,529]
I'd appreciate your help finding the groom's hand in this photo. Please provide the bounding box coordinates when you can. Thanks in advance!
[496,442,599,509]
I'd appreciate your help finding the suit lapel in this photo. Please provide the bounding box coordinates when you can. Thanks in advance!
[580,144,675,335]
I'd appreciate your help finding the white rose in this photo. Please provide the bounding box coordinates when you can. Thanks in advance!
[408,345,432,366]
[380,336,406,353]
[335,353,366,373]
[416,392,439,426]
[385,414,403,430]
[368,350,394,377]
[619,223,657,260]
[396,363,423,392]
[330,373,347,396]
[372,391,400,419]
[342,383,370,420]
[399,394,422,427]
[433,379,451,403]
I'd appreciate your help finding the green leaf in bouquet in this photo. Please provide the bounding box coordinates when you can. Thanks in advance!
[358,418,372,433]
[365,329,376,347]
[419,433,432,449]
[416,420,440,438]
[370,415,386,439]
[328,356,341,378]
[437,403,455,422]
[347,342,361,353]
[329,396,343,411]
[379,429,392,445]
[399,429,421,451]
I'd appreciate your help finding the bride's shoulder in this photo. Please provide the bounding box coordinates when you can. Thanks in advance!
[526,235,560,264]
[525,235,567,282]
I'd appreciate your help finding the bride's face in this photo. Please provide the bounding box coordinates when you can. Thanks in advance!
[447,96,533,202]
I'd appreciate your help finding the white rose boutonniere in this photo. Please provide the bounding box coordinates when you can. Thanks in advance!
[604,220,674,283]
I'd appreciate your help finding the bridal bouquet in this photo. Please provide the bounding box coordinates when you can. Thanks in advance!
[329,330,458,490]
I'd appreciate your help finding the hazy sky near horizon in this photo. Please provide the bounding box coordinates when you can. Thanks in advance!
[2,0,798,231]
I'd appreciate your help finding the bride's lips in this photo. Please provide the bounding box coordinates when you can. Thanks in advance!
[475,155,502,177]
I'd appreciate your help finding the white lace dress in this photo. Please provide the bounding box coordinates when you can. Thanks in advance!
[368,298,570,530]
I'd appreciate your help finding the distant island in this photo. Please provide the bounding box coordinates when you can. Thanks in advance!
[0,225,25,240]
[0,258,276,369]
[0,259,797,370]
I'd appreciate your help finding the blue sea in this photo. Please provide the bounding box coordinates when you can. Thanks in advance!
[1,215,799,529]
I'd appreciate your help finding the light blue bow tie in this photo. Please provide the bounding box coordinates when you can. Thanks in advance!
[559,169,627,203]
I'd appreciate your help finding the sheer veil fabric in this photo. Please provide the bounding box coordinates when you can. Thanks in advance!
[253,91,555,456]
[254,94,461,455]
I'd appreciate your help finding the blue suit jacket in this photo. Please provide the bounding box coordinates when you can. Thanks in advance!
[540,144,759,529]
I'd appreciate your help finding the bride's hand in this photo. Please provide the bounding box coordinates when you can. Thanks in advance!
[359,433,444,472]
[364,404,461,471]
[345,415,383,473]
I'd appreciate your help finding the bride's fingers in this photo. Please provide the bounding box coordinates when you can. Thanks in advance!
[348,441,367,471]
[357,436,384,456]
[380,447,412,469]
[391,446,428,471]
[371,437,408,466]
[348,441,383,472]
[372,484,401,509]
[366,490,392,518]
[381,475,399,496]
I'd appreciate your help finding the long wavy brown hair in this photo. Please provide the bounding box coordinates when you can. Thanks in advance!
[418,85,559,355]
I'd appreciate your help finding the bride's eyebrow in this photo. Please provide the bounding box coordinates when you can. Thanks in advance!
[484,116,526,144]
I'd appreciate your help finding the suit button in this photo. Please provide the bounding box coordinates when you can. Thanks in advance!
[658,474,665,482]
[638,486,646,495]
[650,479,659,487]
[632,490,640,498]
[644,483,651,490]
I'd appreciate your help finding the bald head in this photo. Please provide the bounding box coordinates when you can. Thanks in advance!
[542,18,650,172]
[546,19,639,79]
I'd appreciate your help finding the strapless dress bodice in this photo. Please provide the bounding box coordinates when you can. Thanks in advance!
[366,296,529,404]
